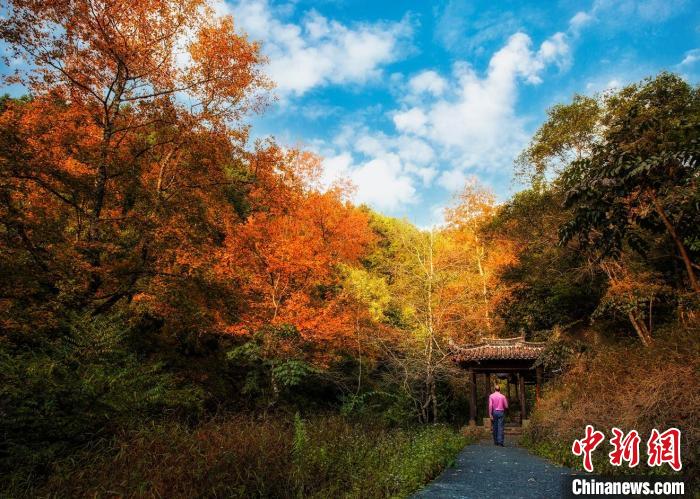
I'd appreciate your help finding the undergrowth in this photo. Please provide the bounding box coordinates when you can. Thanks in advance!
[5,415,468,498]
[522,325,699,485]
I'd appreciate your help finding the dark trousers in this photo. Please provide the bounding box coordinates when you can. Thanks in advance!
[492,410,505,445]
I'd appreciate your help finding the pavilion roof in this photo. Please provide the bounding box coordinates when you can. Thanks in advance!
[450,336,546,363]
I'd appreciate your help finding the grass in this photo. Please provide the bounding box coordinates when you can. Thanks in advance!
[522,326,699,485]
[5,414,469,498]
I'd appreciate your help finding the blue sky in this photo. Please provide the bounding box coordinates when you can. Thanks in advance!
[3,0,699,227]
[219,0,700,226]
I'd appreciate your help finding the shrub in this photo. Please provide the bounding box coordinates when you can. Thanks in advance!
[12,415,467,498]
[0,313,204,489]
[523,325,699,484]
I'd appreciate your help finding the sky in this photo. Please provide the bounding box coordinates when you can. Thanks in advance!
[3,0,700,227]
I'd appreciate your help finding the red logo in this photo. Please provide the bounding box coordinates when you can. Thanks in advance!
[647,428,682,472]
[608,428,641,468]
[572,426,683,472]
[572,425,605,472]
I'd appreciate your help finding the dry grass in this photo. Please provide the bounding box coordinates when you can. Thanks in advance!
[11,415,467,498]
[524,326,700,482]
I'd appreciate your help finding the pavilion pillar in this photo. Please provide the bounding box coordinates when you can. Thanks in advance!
[518,372,527,423]
[536,366,543,403]
[469,369,477,425]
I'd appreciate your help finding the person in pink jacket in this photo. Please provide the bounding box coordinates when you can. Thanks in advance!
[489,384,509,446]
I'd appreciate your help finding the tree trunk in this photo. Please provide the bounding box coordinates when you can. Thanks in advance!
[86,65,126,298]
[356,313,362,395]
[475,240,491,331]
[627,311,653,347]
[518,373,527,422]
[652,194,699,292]
[430,375,438,423]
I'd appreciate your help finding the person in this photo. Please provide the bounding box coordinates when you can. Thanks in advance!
[488,384,508,446]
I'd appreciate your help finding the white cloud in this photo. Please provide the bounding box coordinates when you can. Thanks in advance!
[405,164,439,186]
[592,0,688,23]
[539,33,571,70]
[680,49,700,66]
[351,155,417,209]
[585,76,625,93]
[317,126,440,211]
[396,31,570,175]
[408,71,448,96]
[418,203,449,230]
[322,152,353,182]
[568,0,690,35]
[322,152,417,211]
[437,169,469,191]
[316,29,571,211]
[569,11,593,32]
[433,0,529,56]
[224,0,413,97]
[395,136,435,164]
[393,108,428,134]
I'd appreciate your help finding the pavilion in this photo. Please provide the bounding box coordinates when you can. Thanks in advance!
[451,336,546,427]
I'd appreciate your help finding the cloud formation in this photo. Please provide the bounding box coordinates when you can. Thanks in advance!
[396,31,570,181]
[680,49,700,67]
[321,30,570,212]
[570,0,690,31]
[222,0,413,97]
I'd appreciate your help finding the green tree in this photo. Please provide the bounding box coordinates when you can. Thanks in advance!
[516,94,601,186]
[560,73,700,293]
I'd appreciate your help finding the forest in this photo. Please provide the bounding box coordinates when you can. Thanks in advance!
[0,0,698,497]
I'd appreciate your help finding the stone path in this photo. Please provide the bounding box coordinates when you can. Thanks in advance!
[412,440,571,499]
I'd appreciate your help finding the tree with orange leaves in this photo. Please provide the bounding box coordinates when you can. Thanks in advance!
[0,0,270,330]
[444,181,516,339]
[220,151,375,357]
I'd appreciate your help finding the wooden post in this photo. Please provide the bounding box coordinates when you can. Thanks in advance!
[536,366,543,403]
[469,369,477,425]
[518,372,527,422]
[515,373,521,425]
[483,373,491,424]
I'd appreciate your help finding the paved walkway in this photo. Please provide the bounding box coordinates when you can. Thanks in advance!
[412,440,571,499]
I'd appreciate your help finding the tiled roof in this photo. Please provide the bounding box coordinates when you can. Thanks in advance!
[450,336,546,362]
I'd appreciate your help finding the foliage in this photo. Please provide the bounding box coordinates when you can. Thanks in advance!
[0,0,698,490]
[340,391,415,426]
[524,325,700,482]
[0,0,269,335]
[510,73,699,346]
[560,73,700,292]
[0,312,203,486]
[488,188,605,337]
[516,94,601,186]
[534,335,588,372]
[3,415,468,498]
[225,325,325,409]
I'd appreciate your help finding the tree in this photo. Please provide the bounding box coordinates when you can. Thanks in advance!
[593,258,671,347]
[486,188,605,337]
[516,94,601,187]
[222,157,375,360]
[339,264,390,393]
[0,0,271,332]
[0,0,268,310]
[444,182,516,337]
[560,74,700,293]
[363,214,461,423]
